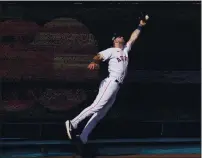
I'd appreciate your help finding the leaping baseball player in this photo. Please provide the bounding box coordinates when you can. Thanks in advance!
[65,15,149,144]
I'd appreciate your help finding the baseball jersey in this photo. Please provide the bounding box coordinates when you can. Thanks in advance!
[98,43,132,83]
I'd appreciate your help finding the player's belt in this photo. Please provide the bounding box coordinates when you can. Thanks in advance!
[115,79,122,86]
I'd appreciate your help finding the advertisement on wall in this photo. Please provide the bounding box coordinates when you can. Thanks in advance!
[0,18,99,81]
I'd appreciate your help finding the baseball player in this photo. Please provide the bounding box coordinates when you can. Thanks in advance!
[65,16,148,144]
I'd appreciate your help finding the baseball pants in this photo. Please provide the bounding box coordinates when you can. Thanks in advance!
[71,77,120,143]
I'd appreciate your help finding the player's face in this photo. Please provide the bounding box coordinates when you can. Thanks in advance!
[113,37,125,48]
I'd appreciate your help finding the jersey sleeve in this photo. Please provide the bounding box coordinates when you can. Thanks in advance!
[98,48,112,61]
[123,42,132,53]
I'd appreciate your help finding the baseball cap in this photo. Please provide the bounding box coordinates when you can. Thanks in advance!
[112,33,124,41]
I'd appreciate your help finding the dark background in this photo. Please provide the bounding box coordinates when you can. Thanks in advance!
[0,2,200,140]
[22,2,201,71]
[0,2,201,70]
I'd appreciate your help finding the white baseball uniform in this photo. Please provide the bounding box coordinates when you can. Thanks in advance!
[71,42,132,143]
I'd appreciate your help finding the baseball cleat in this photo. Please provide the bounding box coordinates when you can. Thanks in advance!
[65,120,74,140]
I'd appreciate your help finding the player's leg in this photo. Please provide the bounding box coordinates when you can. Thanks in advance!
[79,90,118,144]
[65,78,119,139]
[71,78,119,128]
[65,80,108,140]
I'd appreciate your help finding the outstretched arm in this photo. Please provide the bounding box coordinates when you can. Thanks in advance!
[127,16,149,47]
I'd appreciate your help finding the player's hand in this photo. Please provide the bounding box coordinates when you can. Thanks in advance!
[140,20,146,26]
[139,15,149,26]
[87,62,99,70]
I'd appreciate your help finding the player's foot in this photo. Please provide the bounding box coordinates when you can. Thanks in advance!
[65,120,75,140]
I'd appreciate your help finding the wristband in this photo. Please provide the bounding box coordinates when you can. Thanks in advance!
[137,25,142,31]
[92,60,99,64]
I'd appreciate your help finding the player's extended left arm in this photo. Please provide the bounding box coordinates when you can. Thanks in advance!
[127,23,145,45]
[127,15,149,46]
[127,25,143,45]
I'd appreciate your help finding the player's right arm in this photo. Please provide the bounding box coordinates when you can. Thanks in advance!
[87,54,103,70]
[87,48,112,70]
